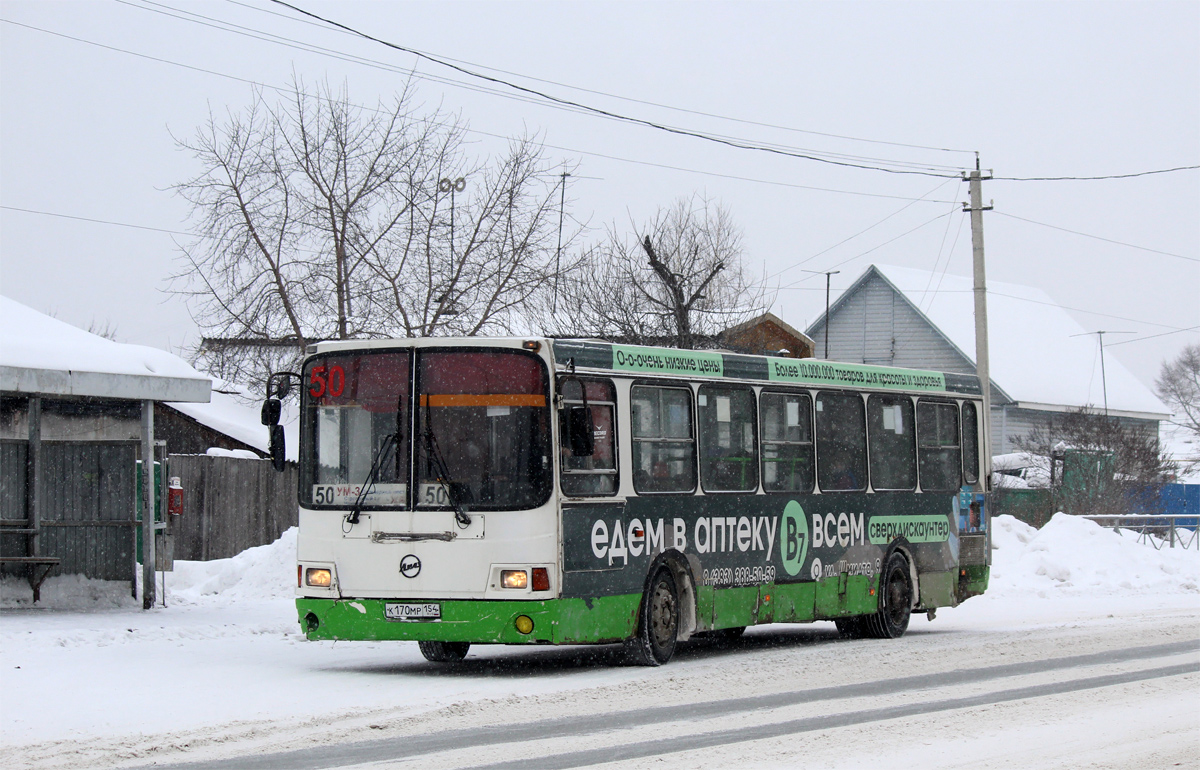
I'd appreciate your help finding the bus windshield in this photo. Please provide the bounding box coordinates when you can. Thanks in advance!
[416,350,551,510]
[300,347,552,511]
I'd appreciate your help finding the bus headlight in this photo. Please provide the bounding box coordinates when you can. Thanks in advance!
[306,568,332,587]
[501,570,528,589]
[515,615,534,634]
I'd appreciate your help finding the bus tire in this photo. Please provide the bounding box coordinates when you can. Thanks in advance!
[864,551,913,639]
[418,640,470,662]
[625,566,680,666]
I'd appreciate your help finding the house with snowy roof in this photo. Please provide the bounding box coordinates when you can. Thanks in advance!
[805,265,1170,456]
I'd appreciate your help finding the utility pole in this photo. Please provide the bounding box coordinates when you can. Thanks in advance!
[803,269,840,359]
[553,170,570,313]
[1070,330,1134,415]
[141,401,155,610]
[963,155,993,488]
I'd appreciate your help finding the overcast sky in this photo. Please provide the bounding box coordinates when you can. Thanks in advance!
[1,1,1196,394]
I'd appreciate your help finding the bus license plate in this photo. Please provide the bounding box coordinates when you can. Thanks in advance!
[385,603,441,621]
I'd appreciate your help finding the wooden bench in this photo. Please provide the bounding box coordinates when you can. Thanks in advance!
[0,557,62,603]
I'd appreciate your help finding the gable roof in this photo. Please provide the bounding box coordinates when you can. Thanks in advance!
[810,265,1168,418]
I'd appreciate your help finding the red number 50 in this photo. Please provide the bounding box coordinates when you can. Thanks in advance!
[308,364,345,398]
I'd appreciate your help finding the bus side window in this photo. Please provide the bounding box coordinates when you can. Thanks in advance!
[867,395,916,491]
[962,401,980,485]
[698,385,758,492]
[815,392,867,492]
[917,400,961,491]
[760,392,814,493]
[630,385,696,494]
[559,378,618,497]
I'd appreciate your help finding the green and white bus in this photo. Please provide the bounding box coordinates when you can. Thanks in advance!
[273,337,990,665]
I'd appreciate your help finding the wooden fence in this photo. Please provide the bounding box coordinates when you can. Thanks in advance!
[1,439,138,581]
[167,454,298,561]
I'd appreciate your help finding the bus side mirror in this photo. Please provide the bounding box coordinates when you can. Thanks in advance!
[568,405,594,457]
[269,424,286,471]
[261,398,282,426]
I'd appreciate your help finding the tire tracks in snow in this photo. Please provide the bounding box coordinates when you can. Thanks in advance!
[148,638,1199,770]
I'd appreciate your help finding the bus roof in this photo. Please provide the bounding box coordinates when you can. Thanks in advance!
[552,339,983,397]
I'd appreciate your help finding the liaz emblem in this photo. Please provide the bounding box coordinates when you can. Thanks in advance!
[399,554,421,578]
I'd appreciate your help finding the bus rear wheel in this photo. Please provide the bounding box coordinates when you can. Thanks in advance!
[864,551,913,639]
[626,566,679,666]
[418,640,470,662]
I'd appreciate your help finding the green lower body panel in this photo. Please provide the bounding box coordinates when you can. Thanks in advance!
[959,565,990,599]
[297,567,988,646]
[296,594,641,645]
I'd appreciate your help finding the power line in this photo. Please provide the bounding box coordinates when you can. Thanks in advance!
[115,0,969,175]
[995,211,1198,263]
[766,178,960,282]
[994,166,1199,181]
[226,0,977,156]
[777,210,956,290]
[0,204,193,237]
[1106,326,1200,347]
[11,201,1191,338]
[265,0,970,178]
[988,290,1189,331]
[0,17,961,206]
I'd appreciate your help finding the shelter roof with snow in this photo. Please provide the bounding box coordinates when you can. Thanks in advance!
[0,296,210,403]
[805,265,1169,453]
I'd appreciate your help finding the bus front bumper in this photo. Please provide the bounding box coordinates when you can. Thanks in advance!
[296,595,640,645]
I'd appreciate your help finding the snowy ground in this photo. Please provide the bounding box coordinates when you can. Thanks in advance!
[1,515,1197,769]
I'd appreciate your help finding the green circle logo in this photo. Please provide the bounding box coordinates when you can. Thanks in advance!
[780,500,809,577]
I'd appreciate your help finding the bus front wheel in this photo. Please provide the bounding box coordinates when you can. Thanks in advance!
[626,566,680,666]
[864,551,913,639]
[419,640,470,662]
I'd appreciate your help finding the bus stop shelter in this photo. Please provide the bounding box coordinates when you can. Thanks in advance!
[1,297,210,607]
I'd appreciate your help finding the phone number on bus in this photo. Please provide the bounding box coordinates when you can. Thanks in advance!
[702,565,777,587]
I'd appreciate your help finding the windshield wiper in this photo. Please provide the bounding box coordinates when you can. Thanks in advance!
[345,433,397,526]
[423,405,472,529]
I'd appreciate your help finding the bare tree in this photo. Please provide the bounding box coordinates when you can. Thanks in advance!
[540,194,768,348]
[1013,407,1174,516]
[1157,343,1200,478]
[1157,343,1200,436]
[172,78,568,389]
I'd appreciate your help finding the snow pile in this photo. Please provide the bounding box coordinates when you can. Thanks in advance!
[0,573,140,610]
[989,513,1199,597]
[167,527,298,604]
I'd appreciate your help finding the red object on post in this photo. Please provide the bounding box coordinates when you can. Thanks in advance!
[167,476,183,516]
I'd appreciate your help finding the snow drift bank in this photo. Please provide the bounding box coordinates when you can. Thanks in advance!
[0,528,297,609]
[168,527,297,604]
[989,513,1198,598]
[4,515,1197,610]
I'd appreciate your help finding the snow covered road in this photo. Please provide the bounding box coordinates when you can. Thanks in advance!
[2,515,1197,769]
